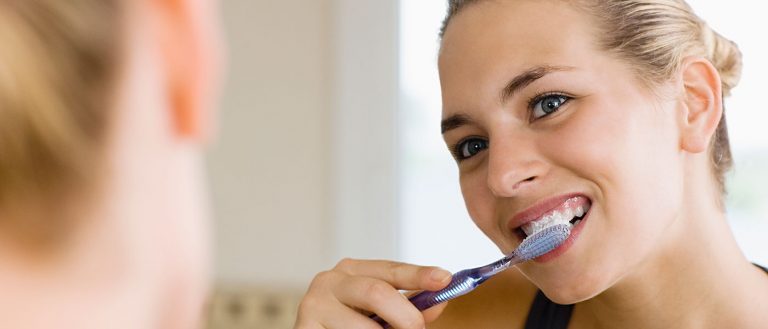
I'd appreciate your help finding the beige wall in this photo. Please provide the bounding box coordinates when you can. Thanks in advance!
[208,0,334,286]
[208,0,400,289]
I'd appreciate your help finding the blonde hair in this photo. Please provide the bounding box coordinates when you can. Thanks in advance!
[0,1,122,245]
[440,0,742,197]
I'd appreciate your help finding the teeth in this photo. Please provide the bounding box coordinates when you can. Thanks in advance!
[562,208,573,221]
[574,206,584,217]
[520,198,590,237]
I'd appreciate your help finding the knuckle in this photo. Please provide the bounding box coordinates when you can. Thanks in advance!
[334,257,357,271]
[364,280,393,301]
[298,295,318,317]
[386,260,408,273]
[385,261,410,282]
[295,301,320,327]
[385,260,401,273]
[306,271,341,297]
[310,270,337,288]
[297,294,322,316]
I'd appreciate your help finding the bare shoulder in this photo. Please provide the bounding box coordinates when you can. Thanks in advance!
[428,269,538,329]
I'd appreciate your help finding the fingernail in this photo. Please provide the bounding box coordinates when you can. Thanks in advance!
[430,268,451,282]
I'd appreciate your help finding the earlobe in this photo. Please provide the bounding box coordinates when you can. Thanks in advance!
[171,86,203,138]
[678,56,723,154]
[147,0,219,142]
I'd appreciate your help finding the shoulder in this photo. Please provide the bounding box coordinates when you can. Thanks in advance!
[428,268,538,329]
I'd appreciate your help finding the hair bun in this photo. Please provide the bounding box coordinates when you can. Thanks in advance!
[701,24,742,97]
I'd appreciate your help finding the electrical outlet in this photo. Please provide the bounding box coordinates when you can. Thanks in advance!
[206,287,301,329]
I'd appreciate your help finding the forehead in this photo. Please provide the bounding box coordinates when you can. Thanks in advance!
[438,0,604,108]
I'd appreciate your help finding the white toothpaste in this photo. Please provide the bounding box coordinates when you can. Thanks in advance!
[521,198,589,237]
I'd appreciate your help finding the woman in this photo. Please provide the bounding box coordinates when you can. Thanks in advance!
[0,0,221,328]
[296,0,768,328]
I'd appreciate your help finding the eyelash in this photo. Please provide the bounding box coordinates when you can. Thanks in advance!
[527,92,572,121]
[451,136,488,162]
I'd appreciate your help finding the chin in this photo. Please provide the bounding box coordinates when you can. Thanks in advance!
[539,284,600,305]
[531,270,613,305]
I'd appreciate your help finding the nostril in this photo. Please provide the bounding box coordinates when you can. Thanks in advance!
[512,176,537,190]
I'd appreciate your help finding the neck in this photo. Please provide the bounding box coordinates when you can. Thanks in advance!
[576,166,768,328]
[0,173,154,328]
[0,139,211,329]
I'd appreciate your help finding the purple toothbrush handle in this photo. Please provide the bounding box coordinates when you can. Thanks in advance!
[368,224,571,327]
[410,268,484,309]
[370,268,486,327]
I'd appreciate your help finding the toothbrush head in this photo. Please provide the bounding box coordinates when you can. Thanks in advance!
[514,223,571,261]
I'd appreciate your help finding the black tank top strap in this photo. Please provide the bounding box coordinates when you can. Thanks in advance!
[523,290,573,329]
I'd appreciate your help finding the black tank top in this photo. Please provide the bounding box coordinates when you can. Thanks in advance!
[523,264,768,329]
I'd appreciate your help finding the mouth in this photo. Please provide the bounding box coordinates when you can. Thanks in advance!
[510,195,592,241]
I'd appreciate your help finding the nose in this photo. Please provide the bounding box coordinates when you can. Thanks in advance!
[486,137,546,197]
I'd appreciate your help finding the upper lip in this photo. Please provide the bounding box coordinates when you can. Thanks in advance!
[507,193,587,231]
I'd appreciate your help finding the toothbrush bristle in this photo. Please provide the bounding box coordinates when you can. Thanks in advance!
[516,224,571,260]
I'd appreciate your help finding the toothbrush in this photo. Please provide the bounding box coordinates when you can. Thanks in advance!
[370,223,571,327]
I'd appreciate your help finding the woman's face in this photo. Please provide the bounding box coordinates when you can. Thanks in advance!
[439,0,686,303]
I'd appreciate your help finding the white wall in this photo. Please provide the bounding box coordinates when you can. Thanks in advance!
[208,0,400,286]
[331,0,400,262]
[208,0,334,285]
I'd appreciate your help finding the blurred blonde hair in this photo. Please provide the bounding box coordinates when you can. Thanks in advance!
[0,0,122,245]
[440,0,742,198]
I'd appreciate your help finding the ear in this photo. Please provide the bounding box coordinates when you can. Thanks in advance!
[678,56,723,153]
[146,0,222,142]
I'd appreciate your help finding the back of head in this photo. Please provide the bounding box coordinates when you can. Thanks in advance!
[0,1,220,328]
[0,0,122,246]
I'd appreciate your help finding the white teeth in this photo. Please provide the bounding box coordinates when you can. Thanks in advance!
[522,223,534,236]
[520,198,590,237]
[574,206,584,217]
[563,208,573,221]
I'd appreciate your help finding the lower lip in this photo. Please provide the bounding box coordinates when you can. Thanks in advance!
[532,208,590,263]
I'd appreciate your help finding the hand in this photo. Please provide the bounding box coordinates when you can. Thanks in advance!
[295,258,453,328]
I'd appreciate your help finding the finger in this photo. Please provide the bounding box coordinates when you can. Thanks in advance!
[296,303,380,329]
[296,290,379,329]
[333,276,426,329]
[422,302,449,323]
[334,258,452,291]
[295,295,332,329]
[322,302,382,329]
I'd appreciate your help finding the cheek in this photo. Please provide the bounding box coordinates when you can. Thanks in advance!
[459,169,506,244]
[543,97,684,247]
[526,99,685,300]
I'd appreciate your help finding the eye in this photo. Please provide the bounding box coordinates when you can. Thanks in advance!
[530,94,571,120]
[455,138,489,160]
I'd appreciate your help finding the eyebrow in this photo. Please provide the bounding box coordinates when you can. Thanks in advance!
[441,113,474,134]
[500,65,574,103]
[441,65,573,134]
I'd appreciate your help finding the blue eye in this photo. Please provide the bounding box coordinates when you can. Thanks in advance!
[455,138,488,160]
[531,94,570,119]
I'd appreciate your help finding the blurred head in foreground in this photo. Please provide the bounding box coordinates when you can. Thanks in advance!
[0,0,222,328]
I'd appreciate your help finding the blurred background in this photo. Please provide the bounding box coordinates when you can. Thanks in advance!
[205,1,768,328]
